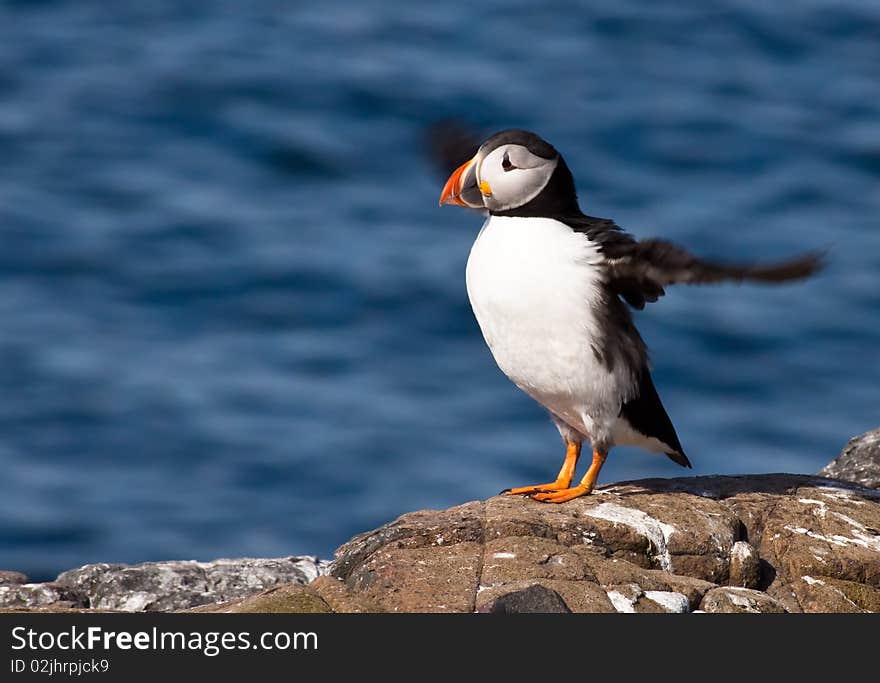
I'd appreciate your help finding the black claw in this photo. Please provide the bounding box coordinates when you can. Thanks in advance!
[499,488,512,495]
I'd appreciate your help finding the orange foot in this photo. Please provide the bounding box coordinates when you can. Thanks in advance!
[503,481,570,496]
[531,449,607,504]
[503,442,582,497]
[530,484,593,503]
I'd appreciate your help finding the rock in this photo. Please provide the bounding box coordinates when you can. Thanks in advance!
[819,428,880,489]
[5,473,880,614]
[699,587,786,613]
[818,577,880,612]
[42,556,327,612]
[604,583,668,613]
[581,555,715,610]
[755,487,880,597]
[187,584,332,613]
[642,590,691,613]
[483,492,741,583]
[479,584,572,613]
[0,583,87,611]
[0,571,29,585]
[474,579,616,613]
[604,584,692,613]
[331,502,485,584]
[327,474,880,613]
[310,576,386,613]
[338,540,483,613]
[788,575,880,613]
[728,541,761,589]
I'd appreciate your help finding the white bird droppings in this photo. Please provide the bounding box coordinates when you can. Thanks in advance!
[784,525,880,552]
[606,590,636,613]
[584,502,676,571]
[730,540,754,562]
[644,591,690,613]
[798,498,826,506]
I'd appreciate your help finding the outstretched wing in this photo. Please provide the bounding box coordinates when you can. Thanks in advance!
[564,214,825,310]
[423,119,481,177]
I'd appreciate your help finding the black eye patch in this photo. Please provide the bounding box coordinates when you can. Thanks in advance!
[501,152,516,172]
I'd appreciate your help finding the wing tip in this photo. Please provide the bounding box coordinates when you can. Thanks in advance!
[423,119,481,177]
[666,450,692,469]
[753,248,829,283]
[790,248,828,279]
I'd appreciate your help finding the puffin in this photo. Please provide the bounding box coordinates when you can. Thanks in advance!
[438,129,823,503]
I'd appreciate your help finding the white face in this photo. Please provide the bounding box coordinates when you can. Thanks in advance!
[476,144,559,212]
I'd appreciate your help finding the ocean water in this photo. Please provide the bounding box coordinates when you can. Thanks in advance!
[0,1,878,580]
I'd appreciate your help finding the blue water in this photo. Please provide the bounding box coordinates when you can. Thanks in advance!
[1,1,878,580]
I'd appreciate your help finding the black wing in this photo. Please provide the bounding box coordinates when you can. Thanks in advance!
[423,119,481,177]
[564,214,825,310]
[620,370,691,468]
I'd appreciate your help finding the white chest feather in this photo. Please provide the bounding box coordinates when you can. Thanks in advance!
[465,215,631,437]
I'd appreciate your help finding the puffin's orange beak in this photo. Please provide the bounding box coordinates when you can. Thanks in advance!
[439,157,474,206]
[439,155,483,208]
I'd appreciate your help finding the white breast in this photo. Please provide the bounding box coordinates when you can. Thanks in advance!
[465,215,632,441]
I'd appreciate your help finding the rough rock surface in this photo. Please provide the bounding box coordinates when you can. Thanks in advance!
[478,584,572,613]
[187,584,332,614]
[0,583,88,611]
[320,474,880,613]
[728,541,761,589]
[0,556,328,612]
[819,428,880,489]
[698,587,786,613]
[0,571,28,585]
[4,473,880,614]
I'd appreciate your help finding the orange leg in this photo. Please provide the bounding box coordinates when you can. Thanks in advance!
[531,448,608,503]
[504,441,581,496]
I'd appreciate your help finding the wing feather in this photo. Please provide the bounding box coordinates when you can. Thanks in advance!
[564,214,825,310]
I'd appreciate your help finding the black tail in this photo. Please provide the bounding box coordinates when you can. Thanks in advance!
[620,370,691,468]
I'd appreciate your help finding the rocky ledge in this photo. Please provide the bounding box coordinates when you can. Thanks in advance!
[306,474,880,613]
[0,557,328,612]
[819,427,880,490]
[6,473,878,614]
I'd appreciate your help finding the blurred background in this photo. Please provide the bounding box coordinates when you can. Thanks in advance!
[1,1,878,580]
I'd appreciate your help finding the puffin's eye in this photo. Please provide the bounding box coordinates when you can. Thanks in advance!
[501,152,516,172]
